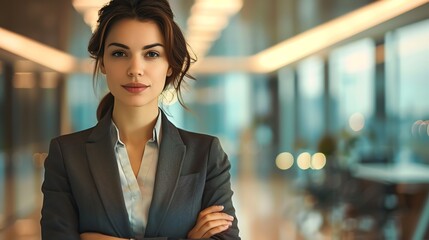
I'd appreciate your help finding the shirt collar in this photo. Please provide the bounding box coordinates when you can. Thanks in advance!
[110,112,162,147]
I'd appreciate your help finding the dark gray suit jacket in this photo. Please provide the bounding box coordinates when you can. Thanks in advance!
[41,111,240,240]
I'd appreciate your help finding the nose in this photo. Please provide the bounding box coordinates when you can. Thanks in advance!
[127,56,144,78]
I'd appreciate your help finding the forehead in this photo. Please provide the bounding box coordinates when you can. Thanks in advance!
[105,19,164,45]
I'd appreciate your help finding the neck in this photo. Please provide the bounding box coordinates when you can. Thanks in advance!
[112,102,159,145]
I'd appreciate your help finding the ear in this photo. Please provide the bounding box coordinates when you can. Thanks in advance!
[167,67,173,77]
[100,59,106,74]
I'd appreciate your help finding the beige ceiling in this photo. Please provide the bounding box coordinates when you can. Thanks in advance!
[1,0,429,74]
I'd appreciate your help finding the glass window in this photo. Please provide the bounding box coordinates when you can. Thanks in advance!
[0,62,4,228]
[297,56,325,150]
[67,74,98,131]
[386,18,429,165]
[0,151,3,229]
[12,76,38,219]
[329,39,376,164]
[330,39,375,130]
[278,67,295,152]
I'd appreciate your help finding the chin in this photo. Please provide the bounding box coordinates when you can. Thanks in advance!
[127,100,158,108]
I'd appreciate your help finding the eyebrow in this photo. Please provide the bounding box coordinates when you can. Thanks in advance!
[107,42,164,50]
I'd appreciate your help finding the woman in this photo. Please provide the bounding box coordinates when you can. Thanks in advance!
[40,0,240,239]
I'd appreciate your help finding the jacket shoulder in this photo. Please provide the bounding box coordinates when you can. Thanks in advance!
[176,128,217,143]
[174,128,225,153]
[51,127,95,145]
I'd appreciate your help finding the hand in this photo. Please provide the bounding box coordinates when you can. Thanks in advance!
[187,205,234,239]
[80,232,130,240]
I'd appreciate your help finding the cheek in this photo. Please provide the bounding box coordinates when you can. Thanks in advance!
[153,76,166,92]
[105,77,116,93]
[104,68,122,90]
[150,65,169,81]
[104,63,123,81]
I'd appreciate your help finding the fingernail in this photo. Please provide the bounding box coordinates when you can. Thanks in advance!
[219,205,224,209]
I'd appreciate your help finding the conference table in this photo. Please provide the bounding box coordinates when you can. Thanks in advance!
[353,162,429,240]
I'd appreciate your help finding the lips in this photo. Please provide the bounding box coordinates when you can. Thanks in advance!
[122,82,150,93]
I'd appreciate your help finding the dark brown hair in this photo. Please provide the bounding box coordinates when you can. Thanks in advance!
[88,0,195,120]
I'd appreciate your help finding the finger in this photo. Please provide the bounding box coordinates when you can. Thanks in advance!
[187,210,234,239]
[198,205,225,219]
[194,212,234,230]
[194,215,233,235]
[200,212,234,224]
[202,224,231,238]
[200,219,233,232]
[191,220,232,238]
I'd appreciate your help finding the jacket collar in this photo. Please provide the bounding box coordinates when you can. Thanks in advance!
[86,108,133,237]
[145,111,186,236]
[86,108,187,237]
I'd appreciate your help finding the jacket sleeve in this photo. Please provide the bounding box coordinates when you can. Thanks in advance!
[150,137,241,240]
[41,138,80,240]
[202,137,241,240]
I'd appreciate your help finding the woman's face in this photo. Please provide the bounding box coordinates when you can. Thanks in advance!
[101,19,171,109]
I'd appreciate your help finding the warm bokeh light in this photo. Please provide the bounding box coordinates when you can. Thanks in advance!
[426,121,429,136]
[13,73,35,89]
[297,152,312,170]
[420,121,429,137]
[410,120,429,137]
[72,0,109,31]
[311,153,327,170]
[251,0,429,73]
[418,121,428,137]
[186,0,243,59]
[0,28,77,73]
[349,112,365,132]
[40,72,59,89]
[191,0,243,15]
[275,152,294,170]
[411,120,423,136]
[193,0,428,73]
[187,14,229,30]
[344,50,372,73]
[83,9,100,32]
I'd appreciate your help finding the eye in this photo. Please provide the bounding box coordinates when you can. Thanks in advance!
[146,51,160,58]
[111,51,126,57]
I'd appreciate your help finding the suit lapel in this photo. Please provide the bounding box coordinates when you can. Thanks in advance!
[86,110,132,236]
[145,112,186,236]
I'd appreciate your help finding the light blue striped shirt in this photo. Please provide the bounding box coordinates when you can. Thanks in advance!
[111,113,162,239]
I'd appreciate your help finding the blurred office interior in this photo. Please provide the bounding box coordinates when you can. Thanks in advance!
[1,0,429,239]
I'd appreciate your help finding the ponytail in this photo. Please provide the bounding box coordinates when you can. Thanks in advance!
[97,92,114,121]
